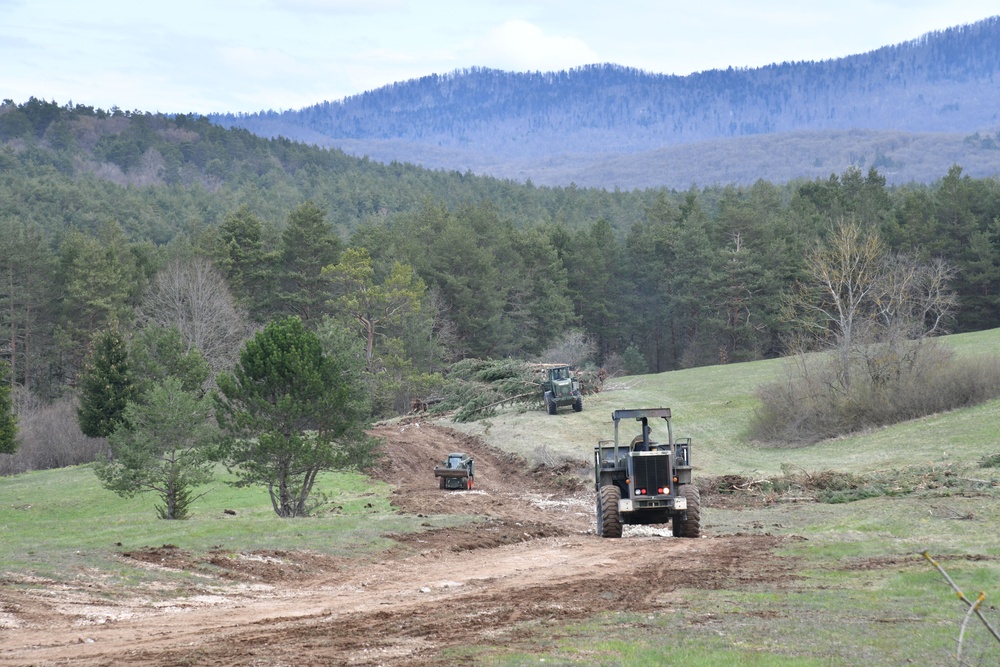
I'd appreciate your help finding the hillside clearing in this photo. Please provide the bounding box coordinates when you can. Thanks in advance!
[2,329,1000,664]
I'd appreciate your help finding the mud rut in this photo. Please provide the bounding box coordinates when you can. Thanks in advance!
[0,421,790,666]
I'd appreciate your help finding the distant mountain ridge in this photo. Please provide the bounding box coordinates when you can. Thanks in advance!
[212,16,1000,189]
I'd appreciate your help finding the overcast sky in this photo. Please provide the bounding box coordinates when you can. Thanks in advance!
[2,1,997,115]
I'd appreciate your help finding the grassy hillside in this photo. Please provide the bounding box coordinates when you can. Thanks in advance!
[444,327,1000,478]
[3,330,999,664]
[448,330,1000,664]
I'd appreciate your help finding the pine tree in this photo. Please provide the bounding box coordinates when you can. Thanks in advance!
[214,316,374,517]
[77,328,137,438]
[0,361,17,455]
[276,201,342,325]
[216,205,274,320]
[95,377,216,519]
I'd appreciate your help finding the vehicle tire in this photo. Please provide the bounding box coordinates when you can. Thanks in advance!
[545,393,557,415]
[439,476,446,490]
[572,394,583,412]
[671,484,701,538]
[597,484,623,538]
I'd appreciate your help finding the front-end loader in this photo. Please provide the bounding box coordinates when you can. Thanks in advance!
[434,452,475,490]
[594,408,700,538]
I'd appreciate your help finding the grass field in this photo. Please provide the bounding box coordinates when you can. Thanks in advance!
[2,328,1000,664]
[439,328,1000,664]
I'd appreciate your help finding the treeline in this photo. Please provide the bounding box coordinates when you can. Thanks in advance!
[0,98,655,243]
[4,101,1000,435]
[216,17,1000,158]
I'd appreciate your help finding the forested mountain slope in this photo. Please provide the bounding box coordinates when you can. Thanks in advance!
[213,17,1000,188]
[5,98,1000,458]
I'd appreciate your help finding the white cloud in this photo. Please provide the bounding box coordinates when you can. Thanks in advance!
[469,20,599,72]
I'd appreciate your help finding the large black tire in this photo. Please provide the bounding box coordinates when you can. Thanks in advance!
[597,484,623,538]
[439,476,446,490]
[672,484,701,538]
[545,393,557,415]
[572,394,583,412]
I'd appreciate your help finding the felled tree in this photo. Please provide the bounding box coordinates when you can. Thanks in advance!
[77,327,137,438]
[431,359,538,422]
[214,316,373,517]
[94,377,216,519]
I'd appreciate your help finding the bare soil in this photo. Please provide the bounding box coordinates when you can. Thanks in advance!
[0,420,793,666]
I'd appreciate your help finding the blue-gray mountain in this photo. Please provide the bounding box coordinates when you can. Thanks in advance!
[213,16,1000,189]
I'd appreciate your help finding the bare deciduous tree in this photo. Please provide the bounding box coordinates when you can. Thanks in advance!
[786,218,956,390]
[534,330,597,369]
[139,256,252,377]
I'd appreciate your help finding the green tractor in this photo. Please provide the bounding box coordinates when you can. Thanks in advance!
[541,364,583,415]
[594,408,701,538]
[434,452,475,490]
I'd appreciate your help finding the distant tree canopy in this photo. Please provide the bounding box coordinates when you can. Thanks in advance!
[3,100,1000,426]
[213,18,1000,168]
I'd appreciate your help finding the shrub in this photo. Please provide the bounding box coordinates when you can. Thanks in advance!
[1,397,104,475]
[749,341,1000,445]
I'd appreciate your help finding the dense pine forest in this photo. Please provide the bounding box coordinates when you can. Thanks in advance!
[3,98,1000,471]
[0,100,1000,380]
[212,17,1000,187]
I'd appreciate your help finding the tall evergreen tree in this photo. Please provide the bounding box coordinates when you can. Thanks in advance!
[57,221,152,373]
[276,201,342,325]
[77,328,137,438]
[322,247,425,374]
[623,190,681,371]
[0,360,17,455]
[0,218,56,396]
[215,205,274,321]
[567,219,625,365]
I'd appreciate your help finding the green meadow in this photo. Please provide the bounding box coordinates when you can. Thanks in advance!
[3,328,1000,664]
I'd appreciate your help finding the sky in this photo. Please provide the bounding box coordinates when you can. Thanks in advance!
[2,1,998,115]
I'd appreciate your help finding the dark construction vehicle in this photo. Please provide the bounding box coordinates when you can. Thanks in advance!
[541,364,583,415]
[434,452,475,490]
[594,408,701,538]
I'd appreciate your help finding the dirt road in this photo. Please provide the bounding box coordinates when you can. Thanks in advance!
[0,421,789,666]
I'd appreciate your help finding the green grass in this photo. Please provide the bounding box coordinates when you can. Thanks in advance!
[444,328,1000,477]
[4,328,1000,664]
[437,328,1000,665]
[0,463,459,586]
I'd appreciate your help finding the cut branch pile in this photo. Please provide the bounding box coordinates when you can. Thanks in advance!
[426,359,604,423]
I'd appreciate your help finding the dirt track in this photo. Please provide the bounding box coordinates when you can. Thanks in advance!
[0,421,790,666]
